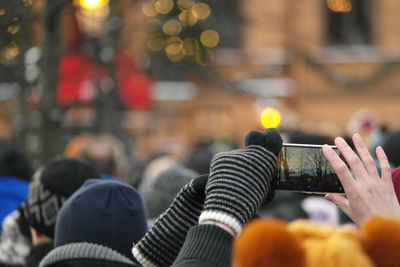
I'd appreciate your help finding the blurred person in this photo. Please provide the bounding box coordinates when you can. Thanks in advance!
[183,140,218,175]
[257,191,308,222]
[0,139,33,228]
[137,155,177,195]
[72,134,128,180]
[139,164,198,225]
[382,129,400,167]
[40,180,147,267]
[21,157,101,267]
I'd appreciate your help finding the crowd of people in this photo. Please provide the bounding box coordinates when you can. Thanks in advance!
[0,126,400,267]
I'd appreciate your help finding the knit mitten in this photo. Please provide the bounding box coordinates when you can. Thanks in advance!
[198,128,282,235]
[132,174,208,267]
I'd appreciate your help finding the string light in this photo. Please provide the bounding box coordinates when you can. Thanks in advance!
[177,0,194,10]
[200,29,220,48]
[327,0,352,12]
[142,0,158,17]
[192,3,210,20]
[162,19,182,36]
[147,35,165,51]
[77,0,109,10]
[183,38,198,56]
[165,36,183,55]
[155,0,174,14]
[178,10,198,26]
[7,24,20,35]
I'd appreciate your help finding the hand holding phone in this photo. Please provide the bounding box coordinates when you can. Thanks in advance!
[272,143,344,194]
[323,134,400,224]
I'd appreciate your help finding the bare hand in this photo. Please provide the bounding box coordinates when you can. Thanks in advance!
[322,133,400,224]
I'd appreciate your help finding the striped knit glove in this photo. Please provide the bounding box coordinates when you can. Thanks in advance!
[132,174,208,267]
[199,128,282,235]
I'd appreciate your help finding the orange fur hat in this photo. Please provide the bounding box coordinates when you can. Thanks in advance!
[233,216,400,267]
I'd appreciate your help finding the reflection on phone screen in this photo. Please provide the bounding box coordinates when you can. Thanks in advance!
[274,145,344,193]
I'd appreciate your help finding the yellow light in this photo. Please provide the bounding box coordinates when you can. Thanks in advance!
[200,29,220,48]
[178,10,198,26]
[4,42,20,61]
[147,36,165,51]
[192,3,211,20]
[78,0,109,10]
[183,38,198,56]
[162,19,182,36]
[22,0,33,6]
[165,37,183,55]
[0,9,5,16]
[155,0,174,14]
[7,24,20,35]
[166,50,184,61]
[327,0,352,12]
[260,108,281,128]
[142,0,157,17]
[194,48,207,66]
[177,0,194,10]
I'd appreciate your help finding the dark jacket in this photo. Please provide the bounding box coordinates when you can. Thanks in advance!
[173,224,233,267]
[25,242,53,267]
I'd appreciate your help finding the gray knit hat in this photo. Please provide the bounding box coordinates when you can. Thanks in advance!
[139,165,198,219]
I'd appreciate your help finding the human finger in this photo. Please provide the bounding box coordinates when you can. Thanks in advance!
[325,193,352,219]
[322,144,355,190]
[352,133,379,178]
[376,146,392,183]
[335,137,369,181]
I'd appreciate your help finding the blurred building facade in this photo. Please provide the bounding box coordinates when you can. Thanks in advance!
[2,0,400,153]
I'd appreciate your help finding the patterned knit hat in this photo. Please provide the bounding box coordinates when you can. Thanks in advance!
[22,156,101,238]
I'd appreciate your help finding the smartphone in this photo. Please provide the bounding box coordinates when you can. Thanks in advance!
[272,143,344,194]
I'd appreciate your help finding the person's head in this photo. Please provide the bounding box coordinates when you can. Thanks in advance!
[22,156,101,244]
[79,134,127,178]
[55,179,147,259]
[139,164,198,220]
[0,138,32,181]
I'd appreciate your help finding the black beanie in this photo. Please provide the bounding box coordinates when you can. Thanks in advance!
[22,156,101,238]
[54,179,148,260]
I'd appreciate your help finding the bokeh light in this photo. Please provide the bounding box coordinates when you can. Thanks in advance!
[165,37,183,55]
[147,35,166,51]
[178,10,198,26]
[162,19,182,36]
[183,38,198,56]
[192,3,211,20]
[0,9,5,16]
[327,0,352,12]
[142,0,158,17]
[4,42,20,61]
[177,0,194,10]
[200,29,220,48]
[166,50,184,61]
[155,0,174,15]
[260,107,281,128]
[78,0,109,10]
[7,24,20,35]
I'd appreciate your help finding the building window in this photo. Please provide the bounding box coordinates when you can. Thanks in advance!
[326,0,371,45]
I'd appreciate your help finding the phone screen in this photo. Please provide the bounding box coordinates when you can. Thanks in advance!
[272,143,344,194]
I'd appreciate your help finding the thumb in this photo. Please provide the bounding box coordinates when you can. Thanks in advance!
[325,193,352,219]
